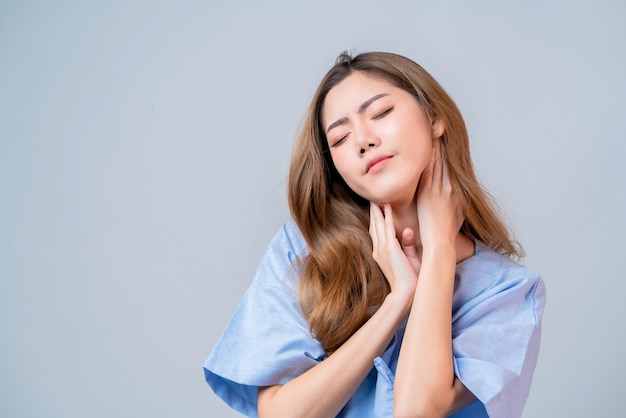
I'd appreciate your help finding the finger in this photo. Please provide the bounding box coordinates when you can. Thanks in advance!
[400,228,418,258]
[441,143,451,190]
[369,202,384,246]
[419,147,436,193]
[369,203,377,245]
[432,139,443,190]
[383,203,396,242]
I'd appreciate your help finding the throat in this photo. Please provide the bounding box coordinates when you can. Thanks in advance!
[389,202,476,265]
[389,202,421,245]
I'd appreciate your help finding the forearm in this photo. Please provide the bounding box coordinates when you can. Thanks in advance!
[258,292,410,418]
[394,242,464,417]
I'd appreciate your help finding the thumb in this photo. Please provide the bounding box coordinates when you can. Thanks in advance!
[400,228,418,258]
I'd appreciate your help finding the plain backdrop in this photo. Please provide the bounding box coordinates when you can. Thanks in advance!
[1,1,625,417]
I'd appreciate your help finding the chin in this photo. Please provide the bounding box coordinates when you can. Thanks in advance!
[365,191,417,208]
[365,183,418,206]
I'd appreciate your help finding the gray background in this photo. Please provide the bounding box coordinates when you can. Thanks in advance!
[1,1,624,417]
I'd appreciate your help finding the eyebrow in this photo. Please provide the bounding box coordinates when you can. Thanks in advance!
[326,93,390,134]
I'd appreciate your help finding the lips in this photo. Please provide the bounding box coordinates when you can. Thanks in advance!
[366,155,393,174]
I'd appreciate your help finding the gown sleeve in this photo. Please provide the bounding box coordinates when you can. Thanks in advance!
[203,222,326,417]
[450,243,546,418]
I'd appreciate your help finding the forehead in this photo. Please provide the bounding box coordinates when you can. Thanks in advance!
[321,72,408,125]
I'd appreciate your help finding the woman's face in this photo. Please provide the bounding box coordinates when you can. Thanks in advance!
[322,71,443,207]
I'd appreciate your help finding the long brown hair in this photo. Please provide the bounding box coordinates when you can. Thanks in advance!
[288,51,522,354]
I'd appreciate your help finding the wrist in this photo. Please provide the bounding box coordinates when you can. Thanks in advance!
[421,240,456,258]
[384,289,414,317]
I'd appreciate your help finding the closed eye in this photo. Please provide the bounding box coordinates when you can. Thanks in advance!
[372,107,393,120]
[331,133,350,148]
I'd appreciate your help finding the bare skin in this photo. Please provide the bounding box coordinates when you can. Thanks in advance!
[258,140,476,418]
[259,72,477,417]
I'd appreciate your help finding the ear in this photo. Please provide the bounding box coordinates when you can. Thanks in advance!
[431,118,445,139]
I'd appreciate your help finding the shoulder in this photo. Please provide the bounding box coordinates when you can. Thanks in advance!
[263,220,308,269]
[268,220,308,258]
[457,240,544,291]
[454,241,546,323]
[250,220,309,291]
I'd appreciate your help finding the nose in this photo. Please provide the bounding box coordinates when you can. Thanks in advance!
[360,144,375,154]
[355,125,380,155]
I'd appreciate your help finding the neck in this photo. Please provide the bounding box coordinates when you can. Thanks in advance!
[390,200,475,265]
[390,199,421,246]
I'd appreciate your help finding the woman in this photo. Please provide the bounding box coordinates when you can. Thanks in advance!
[204,51,545,418]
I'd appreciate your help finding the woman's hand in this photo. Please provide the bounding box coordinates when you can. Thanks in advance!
[369,202,418,302]
[393,140,473,417]
[416,140,463,249]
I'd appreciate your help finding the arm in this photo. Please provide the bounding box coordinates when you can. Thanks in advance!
[394,142,474,417]
[258,198,425,418]
[258,290,411,418]
[257,209,424,418]
[370,207,473,418]
[394,244,474,418]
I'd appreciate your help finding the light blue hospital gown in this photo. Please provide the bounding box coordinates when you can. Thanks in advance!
[204,221,546,417]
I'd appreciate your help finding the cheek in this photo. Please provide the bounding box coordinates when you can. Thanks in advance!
[330,150,351,176]
[408,126,434,161]
[330,152,363,190]
[416,140,434,166]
